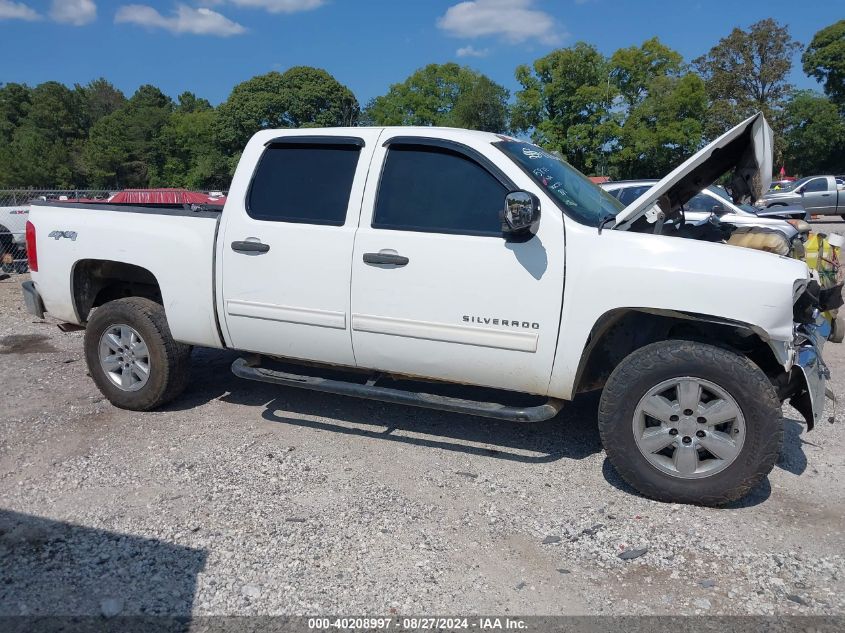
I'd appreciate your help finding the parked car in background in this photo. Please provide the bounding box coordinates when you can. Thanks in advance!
[0,202,30,273]
[601,180,810,259]
[758,176,845,218]
[605,180,808,221]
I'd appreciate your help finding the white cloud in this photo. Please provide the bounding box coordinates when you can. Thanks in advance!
[456,44,489,58]
[115,4,247,36]
[0,0,40,21]
[50,0,96,25]
[438,0,564,46]
[226,0,324,13]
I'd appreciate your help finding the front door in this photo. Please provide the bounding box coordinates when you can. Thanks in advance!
[801,177,835,215]
[220,131,381,366]
[350,136,564,395]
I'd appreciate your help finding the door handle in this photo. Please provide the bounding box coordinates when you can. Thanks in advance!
[363,252,409,266]
[232,240,270,254]
[821,194,831,197]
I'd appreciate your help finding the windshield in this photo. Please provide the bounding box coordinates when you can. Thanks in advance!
[771,178,804,192]
[497,141,623,226]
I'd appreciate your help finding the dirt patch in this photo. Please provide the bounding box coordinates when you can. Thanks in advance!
[0,333,58,354]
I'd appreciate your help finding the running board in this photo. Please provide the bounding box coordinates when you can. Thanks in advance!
[231,357,563,423]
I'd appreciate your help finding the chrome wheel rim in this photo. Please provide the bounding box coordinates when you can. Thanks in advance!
[98,324,150,392]
[633,377,745,479]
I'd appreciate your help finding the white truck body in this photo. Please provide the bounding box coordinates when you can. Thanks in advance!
[20,113,836,504]
[0,205,29,245]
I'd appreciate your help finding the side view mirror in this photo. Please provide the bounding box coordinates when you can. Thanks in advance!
[711,203,726,215]
[502,190,540,237]
[796,186,804,195]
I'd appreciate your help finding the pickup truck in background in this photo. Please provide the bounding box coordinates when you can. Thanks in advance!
[0,203,29,273]
[21,113,839,506]
[758,175,845,218]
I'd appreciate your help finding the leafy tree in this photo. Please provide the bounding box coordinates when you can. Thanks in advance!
[0,83,32,144]
[802,20,845,107]
[77,78,126,128]
[156,109,231,189]
[365,63,509,132]
[781,91,845,175]
[83,85,174,188]
[693,18,801,140]
[216,67,359,151]
[176,91,212,113]
[4,81,88,187]
[610,37,683,109]
[511,42,615,173]
[609,73,707,180]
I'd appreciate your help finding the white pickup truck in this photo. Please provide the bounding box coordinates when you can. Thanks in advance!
[21,113,838,505]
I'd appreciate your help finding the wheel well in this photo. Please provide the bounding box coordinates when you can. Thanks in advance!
[72,259,162,322]
[574,309,781,394]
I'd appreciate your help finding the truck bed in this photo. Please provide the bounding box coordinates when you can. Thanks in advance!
[28,201,224,348]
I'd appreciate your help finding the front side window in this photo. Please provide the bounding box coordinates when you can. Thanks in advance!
[497,141,623,226]
[373,144,507,236]
[247,142,361,225]
[803,178,828,193]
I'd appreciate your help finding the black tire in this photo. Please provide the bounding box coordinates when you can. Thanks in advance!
[598,340,783,506]
[840,214,845,222]
[84,297,191,410]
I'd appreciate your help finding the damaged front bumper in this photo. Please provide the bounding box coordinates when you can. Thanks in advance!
[789,316,835,429]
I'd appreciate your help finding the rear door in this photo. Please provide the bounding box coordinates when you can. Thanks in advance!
[220,131,381,365]
[801,177,835,215]
[349,135,565,395]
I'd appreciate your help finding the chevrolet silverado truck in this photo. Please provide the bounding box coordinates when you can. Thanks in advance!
[758,175,845,218]
[21,113,839,505]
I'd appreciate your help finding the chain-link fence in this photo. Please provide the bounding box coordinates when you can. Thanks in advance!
[0,190,114,275]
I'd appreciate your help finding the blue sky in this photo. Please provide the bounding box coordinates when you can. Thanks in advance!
[0,0,838,106]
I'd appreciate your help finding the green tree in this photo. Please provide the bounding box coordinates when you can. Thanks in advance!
[609,73,707,180]
[156,109,231,189]
[511,42,615,173]
[781,91,845,175]
[4,81,88,187]
[176,91,212,113]
[610,37,683,109]
[83,85,174,188]
[0,83,32,144]
[216,68,359,152]
[802,20,845,107]
[693,18,801,141]
[77,78,126,128]
[365,63,509,132]
[0,83,33,187]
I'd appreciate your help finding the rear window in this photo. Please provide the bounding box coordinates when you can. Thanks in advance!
[614,185,652,206]
[247,143,361,225]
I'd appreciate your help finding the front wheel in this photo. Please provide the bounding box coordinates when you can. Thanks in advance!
[84,297,191,410]
[598,340,783,506]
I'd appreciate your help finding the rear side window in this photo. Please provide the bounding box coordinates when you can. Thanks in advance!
[373,145,507,236]
[247,143,361,225]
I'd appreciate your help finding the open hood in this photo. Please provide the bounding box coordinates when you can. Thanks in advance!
[613,113,773,230]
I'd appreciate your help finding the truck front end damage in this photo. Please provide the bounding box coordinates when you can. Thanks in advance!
[778,280,841,429]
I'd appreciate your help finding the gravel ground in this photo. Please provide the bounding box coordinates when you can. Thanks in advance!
[1,225,845,617]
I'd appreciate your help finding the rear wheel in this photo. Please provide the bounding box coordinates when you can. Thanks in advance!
[598,340,783,505]
[84,297,191,410]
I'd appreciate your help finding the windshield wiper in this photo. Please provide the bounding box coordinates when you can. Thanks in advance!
[597,213,616,234]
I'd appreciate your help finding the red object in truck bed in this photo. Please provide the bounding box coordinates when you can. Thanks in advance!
[108,189,226,205]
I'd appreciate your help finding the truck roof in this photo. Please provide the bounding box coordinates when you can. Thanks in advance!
[253,126,509,146]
